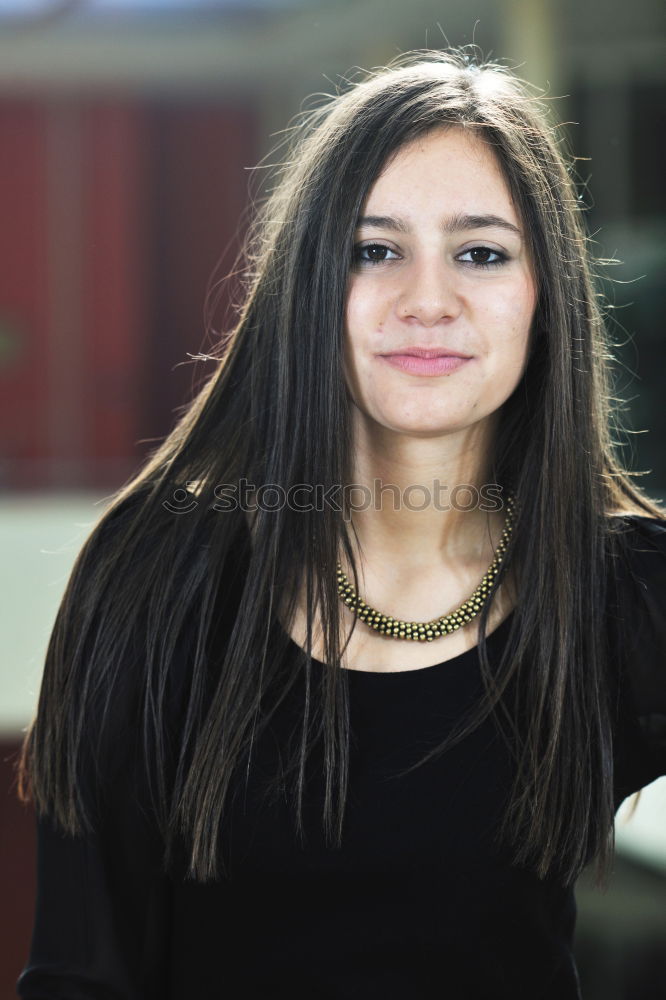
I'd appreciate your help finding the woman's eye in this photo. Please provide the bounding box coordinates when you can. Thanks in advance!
[352,243,509,269]
[457,246,507,268]
[352,243,399,266]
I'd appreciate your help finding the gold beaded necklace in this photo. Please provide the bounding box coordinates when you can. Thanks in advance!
[336,494,516,642]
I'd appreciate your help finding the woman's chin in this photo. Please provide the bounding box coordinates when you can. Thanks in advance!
[371,414,473,437]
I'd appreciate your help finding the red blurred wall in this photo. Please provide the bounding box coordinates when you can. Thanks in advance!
[0,97,258,491]
[1,741,35,999]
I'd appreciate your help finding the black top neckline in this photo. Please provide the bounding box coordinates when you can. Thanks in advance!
[277,608,516,681]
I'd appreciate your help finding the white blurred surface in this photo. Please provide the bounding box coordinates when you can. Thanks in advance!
[616,780,666,873]
[0,493,110,736]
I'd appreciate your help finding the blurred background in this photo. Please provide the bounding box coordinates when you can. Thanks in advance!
[0,0,665,996]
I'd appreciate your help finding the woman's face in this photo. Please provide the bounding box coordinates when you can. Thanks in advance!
[343,126,536,441]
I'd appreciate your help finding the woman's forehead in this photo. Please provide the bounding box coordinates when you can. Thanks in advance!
[362,128,518,223]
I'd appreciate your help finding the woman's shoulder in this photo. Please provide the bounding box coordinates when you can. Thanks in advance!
[607,508,666,536]
[605,506,666,622]
[605,509,666,781]
[605,509,666,607]
[86,480,246,564]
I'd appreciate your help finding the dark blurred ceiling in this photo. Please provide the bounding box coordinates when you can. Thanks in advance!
[0,0,661,99]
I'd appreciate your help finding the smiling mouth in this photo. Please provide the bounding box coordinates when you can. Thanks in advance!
[379,353,472,376]
[380,346,473,359]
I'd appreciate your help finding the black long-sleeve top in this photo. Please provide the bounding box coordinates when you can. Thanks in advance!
[17,513,666,999]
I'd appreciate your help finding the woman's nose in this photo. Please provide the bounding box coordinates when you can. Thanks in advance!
[395,257,463,326]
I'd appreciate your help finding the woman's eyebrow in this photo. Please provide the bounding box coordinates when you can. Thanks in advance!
[356,212,522,237]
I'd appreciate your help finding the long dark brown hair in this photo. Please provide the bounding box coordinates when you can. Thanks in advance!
[17,46,664,889]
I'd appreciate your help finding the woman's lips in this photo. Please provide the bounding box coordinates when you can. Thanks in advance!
[380,353,472,376]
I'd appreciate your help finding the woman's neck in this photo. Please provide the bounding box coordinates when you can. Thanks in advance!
[345,414,505,574]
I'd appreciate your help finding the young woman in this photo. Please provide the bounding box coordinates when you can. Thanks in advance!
[16,48,666,999]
